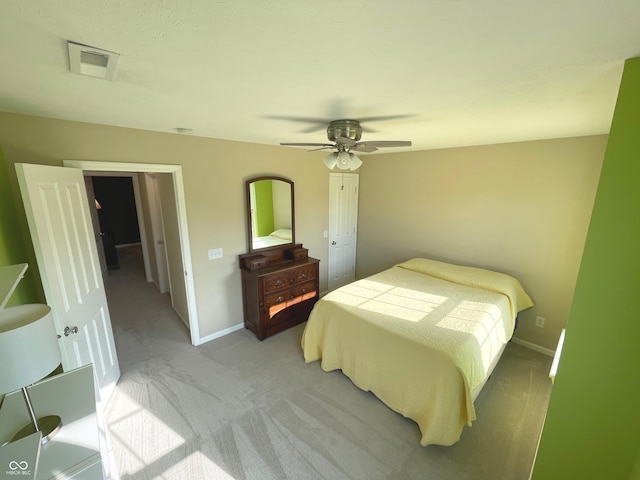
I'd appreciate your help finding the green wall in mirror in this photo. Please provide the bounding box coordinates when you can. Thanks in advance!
[246,176,294,252]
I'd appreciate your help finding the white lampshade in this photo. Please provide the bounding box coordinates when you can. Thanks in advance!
[0,304,61,394]
[323,151,363,171]
[348,153,363,170]
[323,152,338,169]
[336,151,351,170]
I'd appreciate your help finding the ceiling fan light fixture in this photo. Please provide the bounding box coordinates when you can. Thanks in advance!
[336,151,352,170]
[323,152,338,169]
[280,119,411,170]
[324,151,362,170]
[348,153,363,170]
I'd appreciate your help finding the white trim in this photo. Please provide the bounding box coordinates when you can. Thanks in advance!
[62,160,201,346]
[194,323,244,346]
[511,336,555,357]
[115,242,142,249]
[549,328,566,383]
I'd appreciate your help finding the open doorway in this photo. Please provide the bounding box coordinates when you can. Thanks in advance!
[63,160,201,345]
[88,174,150,274]
[87,173,170,293]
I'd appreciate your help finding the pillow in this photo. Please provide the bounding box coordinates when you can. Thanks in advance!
[270,228,292,240]
[396,258,533,318]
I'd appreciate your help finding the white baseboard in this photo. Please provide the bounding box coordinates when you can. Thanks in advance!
[172,305,190,329]
[511,336,555,357]
[115,242,142,248]
[195,323,245,345]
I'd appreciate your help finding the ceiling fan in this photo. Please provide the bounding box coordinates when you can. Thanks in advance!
[279,119,412,170]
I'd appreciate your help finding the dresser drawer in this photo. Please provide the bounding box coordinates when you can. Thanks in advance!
[292,281,316,298]
[293,265,316,284]
[263,265,316,294]
[265,289,293,310]
[263,273,290,293]
[265,281,316,319]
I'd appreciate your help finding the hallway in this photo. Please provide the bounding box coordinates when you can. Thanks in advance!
[103,245,190,372]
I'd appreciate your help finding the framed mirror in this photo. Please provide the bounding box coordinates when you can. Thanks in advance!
[246,176,294,252]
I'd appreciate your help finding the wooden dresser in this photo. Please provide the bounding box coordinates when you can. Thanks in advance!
[239,244,319,340]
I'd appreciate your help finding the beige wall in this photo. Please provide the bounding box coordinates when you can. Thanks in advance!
[0,111,605,350]
[357,136,606,350]
[0,111,332,341]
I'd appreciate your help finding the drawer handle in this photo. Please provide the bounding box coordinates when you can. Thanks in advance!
[274,280,283,286]
[301,288,307,294]
[300,273,307,279]
[276,296,284,303]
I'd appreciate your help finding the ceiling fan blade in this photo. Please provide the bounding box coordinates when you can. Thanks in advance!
[265,115,331,133]
[266,115,328,123]
[356,115,416,133]
[354,140,412,148]
[280,142,334,147]
[335,136,357,147]
[351,145,378,153]
[307,146,335,152]
[356,114,415,123]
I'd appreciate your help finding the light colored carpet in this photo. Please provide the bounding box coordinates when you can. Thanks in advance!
[104,246,552,480]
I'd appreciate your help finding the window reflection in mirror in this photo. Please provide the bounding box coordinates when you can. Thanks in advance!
[247,177,294,252]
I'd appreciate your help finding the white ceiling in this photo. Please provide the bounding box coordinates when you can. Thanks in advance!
[1,1,639,153]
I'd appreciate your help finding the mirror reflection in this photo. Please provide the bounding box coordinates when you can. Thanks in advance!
[247,177,294,251]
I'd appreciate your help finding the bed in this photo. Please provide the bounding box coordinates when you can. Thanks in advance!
[252,228,292,249]
[301,257,533,446]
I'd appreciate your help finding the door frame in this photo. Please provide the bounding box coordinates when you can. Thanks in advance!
[63,160,201,345]
[143,173,170,294]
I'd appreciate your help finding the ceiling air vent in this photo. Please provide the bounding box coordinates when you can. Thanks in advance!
[67,41,120,81]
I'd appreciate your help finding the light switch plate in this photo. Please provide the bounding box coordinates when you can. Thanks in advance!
[208,248,223,260]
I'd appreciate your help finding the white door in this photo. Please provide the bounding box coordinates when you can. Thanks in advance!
[15,163,120,403]
[157,173,190,326]
[328,173,359,291]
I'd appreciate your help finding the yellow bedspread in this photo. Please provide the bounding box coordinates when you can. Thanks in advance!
[301,258,533,446]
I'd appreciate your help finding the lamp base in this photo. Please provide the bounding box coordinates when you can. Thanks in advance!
[12,415,62,444]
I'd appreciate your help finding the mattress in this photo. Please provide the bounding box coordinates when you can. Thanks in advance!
[301,257,533,446]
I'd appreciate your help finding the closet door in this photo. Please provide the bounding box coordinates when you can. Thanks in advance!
[328,173,359,291]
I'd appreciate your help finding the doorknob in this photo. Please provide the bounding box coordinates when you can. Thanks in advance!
[331,241,337,245]
[63,326,79,336]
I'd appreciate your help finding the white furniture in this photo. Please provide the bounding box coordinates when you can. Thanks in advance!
[0,263,28,309]
[0,431,42,478]
[0,303,63,444]
[0,264,103,479]
[0,365,103,479]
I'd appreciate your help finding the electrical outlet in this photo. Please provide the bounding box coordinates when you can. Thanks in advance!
[208,248,223,260]
[535,316,545,328]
